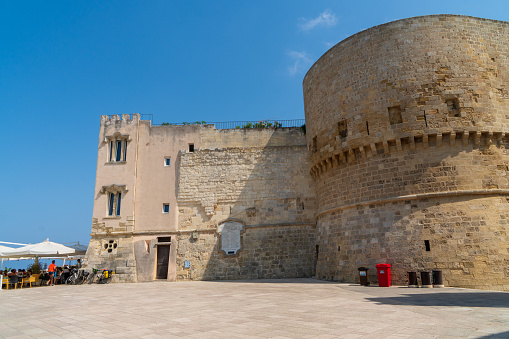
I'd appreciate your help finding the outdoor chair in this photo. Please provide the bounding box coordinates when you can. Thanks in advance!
[1,277,8,289]
[22,274,41,288]
[8,276,20,289]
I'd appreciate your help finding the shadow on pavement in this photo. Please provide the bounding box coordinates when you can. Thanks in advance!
[366,292,509,308]
[477,331,509,338]
[201,278,333,284]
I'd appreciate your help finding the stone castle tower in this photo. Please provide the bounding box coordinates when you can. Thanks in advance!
[304,15,509,290]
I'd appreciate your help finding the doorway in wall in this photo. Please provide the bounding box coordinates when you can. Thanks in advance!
[156,237,171,279]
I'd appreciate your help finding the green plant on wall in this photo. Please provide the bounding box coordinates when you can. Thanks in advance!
[240,120,281,129]
[182,121,206,125]
[301,124,306,135]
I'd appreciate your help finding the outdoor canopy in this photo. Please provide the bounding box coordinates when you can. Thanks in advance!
[0,239,80,259]
[0,245,16,257]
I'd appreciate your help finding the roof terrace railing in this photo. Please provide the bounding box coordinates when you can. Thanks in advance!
[158,119,305,129]
[103,115,305,129]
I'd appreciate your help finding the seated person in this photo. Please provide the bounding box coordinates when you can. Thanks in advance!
[62,266,70,282]
[40,272,50,284]
[7,269,18,288]
[54,267,62,285]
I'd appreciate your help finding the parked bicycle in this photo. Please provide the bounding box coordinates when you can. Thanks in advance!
[92,268,114,284]
[66,268,89,285]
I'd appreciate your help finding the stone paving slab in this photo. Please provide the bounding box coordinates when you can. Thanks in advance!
[0,279,508,338]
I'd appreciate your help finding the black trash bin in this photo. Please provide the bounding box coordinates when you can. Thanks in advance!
[407,271,418,288]
[432,270,444,288]
[358,267,369,286]
[421,271,432,288]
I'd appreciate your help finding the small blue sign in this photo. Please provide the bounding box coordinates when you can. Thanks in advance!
[184,261,191,268]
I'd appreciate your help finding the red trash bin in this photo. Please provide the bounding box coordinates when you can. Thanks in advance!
[376,263,391,287]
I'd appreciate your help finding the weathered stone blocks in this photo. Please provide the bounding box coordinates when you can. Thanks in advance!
[304,15,509,291]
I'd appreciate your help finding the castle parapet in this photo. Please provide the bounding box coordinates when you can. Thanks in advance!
[101,113,141,125]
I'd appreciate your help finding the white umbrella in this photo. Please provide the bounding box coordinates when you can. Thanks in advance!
[0,245,17,271]
[0,239,76,259]
[0,245,16,256]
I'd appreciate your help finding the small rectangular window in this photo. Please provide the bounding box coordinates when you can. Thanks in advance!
[424,240,430,251]
[388,106,403,125]
[123,140,127,161]
[116,192,122,216]
[338,120,348,139]
[115,140,122,161]
[164,157,171,166]
[109,141,114,162]
[163,204,170,213]
[108,192,115,216]
[108,192,122,216]
[189,144,194,152]
[446,98,460,117]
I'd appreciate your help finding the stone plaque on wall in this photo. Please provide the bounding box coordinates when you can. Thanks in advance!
[218,221,243,255]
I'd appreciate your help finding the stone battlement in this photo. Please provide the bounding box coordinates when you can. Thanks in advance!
[101,113,141,125]
[311,129,509,177]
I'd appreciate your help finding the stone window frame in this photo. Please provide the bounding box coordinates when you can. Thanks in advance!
[105,132,131,163]
[100,184,128,218]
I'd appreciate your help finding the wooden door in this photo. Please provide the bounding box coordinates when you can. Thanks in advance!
[156,245,170,279]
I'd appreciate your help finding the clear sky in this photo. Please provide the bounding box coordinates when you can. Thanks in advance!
[1,1,509,248]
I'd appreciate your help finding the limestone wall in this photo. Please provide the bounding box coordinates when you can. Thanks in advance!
[304,15,509,164]
[314,144,509,289]
[176,141,317,280]
[303,15,509,290]
[200,127,306,148]
[176,226,316,280]
[85,235,137,283]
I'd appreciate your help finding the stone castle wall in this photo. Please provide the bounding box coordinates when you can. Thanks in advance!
[176,142,317,280]
[304,15,509,290]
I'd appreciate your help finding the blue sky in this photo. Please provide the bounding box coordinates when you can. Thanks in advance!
[1,1,509,249]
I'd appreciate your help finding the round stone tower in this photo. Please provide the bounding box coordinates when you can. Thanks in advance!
[303,15,509,290]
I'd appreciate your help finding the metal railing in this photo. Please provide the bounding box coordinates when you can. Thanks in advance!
[156,119,305,129]
[103,115,305,129]
[140,114,153,123]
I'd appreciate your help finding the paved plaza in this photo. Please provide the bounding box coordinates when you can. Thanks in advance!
[0,278,508,338]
